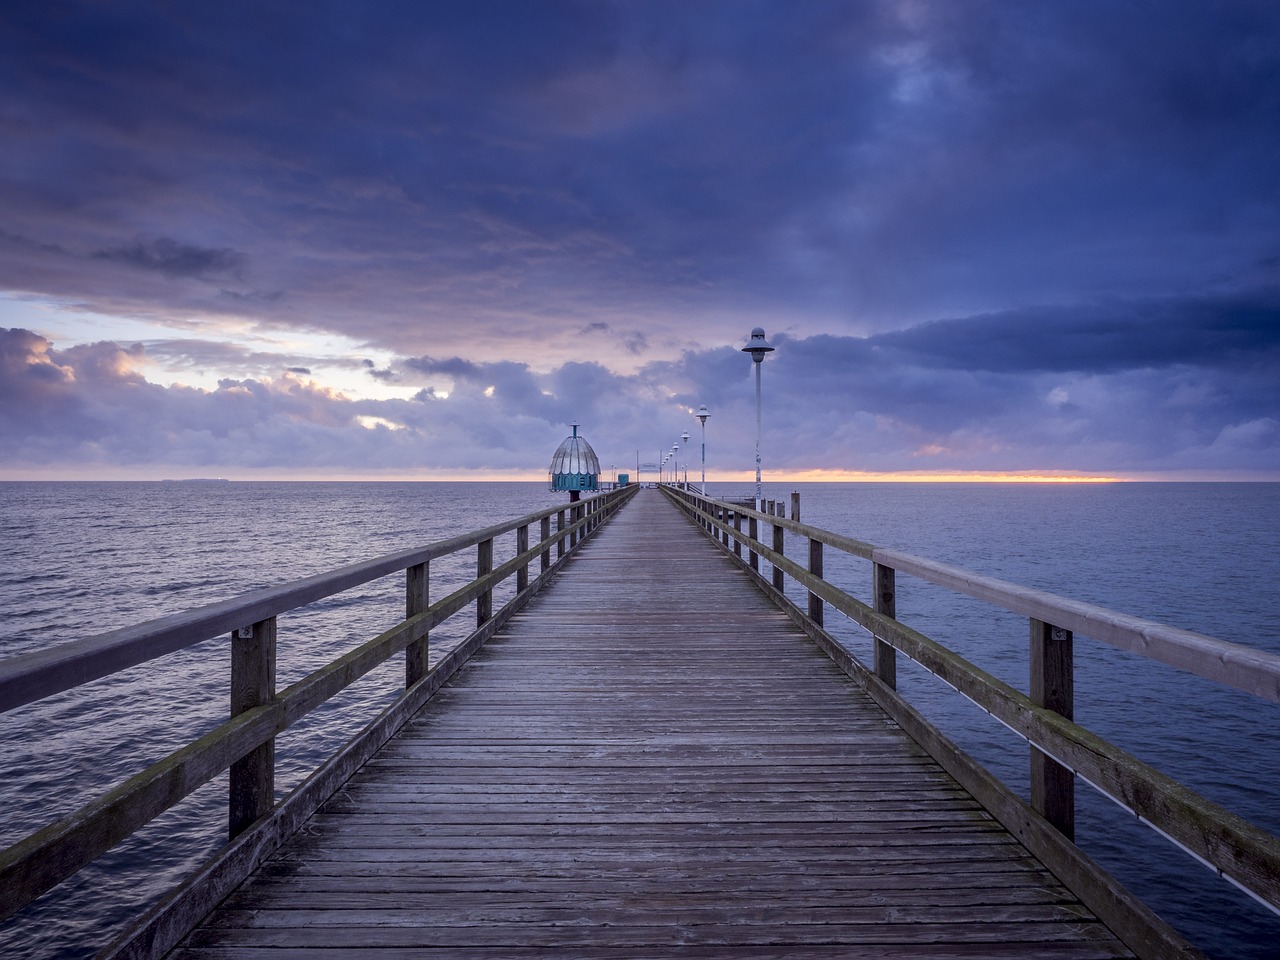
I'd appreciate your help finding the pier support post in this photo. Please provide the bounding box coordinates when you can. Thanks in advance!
[807,538,823,626]
[733,511,743,558]
[540,516,552,572]
[748,515,759,572]
[791,491,800,521]
[1031,618,1075,840]
[477,538,493,627]
[873,563,897,689]
[406,562,429,687]
[229,616,276,839]
[721,508,730,548]
[771,522,785,592]
[556,510,566,559]
[517,525,529,593]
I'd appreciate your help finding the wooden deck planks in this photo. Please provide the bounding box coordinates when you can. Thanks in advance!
[171,489,1132,959]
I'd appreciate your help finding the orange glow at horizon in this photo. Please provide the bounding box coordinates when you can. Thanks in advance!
[757,469,1127,483]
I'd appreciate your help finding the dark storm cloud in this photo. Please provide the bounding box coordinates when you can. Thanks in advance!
[871,293,1280,375]
[4,1,1277,350]
[93,238,244,280]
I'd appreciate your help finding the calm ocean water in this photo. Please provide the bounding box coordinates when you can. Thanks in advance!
[1,480,1277,959]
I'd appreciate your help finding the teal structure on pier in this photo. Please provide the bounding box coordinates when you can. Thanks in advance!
[548,423,601,494]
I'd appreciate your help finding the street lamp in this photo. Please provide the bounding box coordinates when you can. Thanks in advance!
[741,327,774,510]
[681,431,690,487]
[696,405,710,496]
[672,443,679,488]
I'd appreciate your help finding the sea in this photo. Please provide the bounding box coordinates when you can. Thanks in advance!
[1,480,1277,959]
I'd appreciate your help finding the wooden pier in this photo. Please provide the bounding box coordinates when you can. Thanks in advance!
[168,491,1127,958]
[4,485,1279,958]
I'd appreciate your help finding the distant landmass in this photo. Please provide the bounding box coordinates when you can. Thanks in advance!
[160,478,232,483]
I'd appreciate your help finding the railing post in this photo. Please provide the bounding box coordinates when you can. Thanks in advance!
[405,561,429,687]
[771,521,785,592]
[791,490,800,521]
[540,516,552,572]
[477,538,493,627]
[1031,618,1075,840]
[807,538,823,626]
[229,616,276,839]
[516,525,529,593]
[873,563,897,689]
[556,510,566,559]
[748,515,759,571]
[733,511,743,558]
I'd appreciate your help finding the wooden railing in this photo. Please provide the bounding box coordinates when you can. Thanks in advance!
[663,485,1280,946]
[0,485,636,935]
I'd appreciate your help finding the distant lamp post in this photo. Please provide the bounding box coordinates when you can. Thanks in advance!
[672,443,679,488]
[681,431,690,487]
[741,327,774,510]
[696,404,710,496]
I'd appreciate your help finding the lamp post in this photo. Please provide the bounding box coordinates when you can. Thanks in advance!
[696,404,710,496]
[681,432,690,487]
[672,443,679,489]
[741,327,774,510]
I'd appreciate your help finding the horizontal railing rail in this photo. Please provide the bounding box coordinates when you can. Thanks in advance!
[0,485,637,931]
[662,485,1280,923]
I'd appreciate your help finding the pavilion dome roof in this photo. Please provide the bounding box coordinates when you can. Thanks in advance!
[548,423,601,491]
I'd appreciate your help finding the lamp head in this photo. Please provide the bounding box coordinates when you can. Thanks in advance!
[741,327,774,363]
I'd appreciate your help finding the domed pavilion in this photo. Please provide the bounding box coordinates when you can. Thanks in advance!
[548,423,600,501]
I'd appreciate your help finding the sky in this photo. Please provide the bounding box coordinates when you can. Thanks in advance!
[2,0,1279,482]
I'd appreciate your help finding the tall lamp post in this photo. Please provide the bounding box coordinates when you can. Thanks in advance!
[741,327,774,510]
[671,443,679,488]
[695,405,710,496]
[681,432,690,487]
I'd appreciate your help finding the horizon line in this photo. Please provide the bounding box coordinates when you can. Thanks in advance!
[2,469,1277,483]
